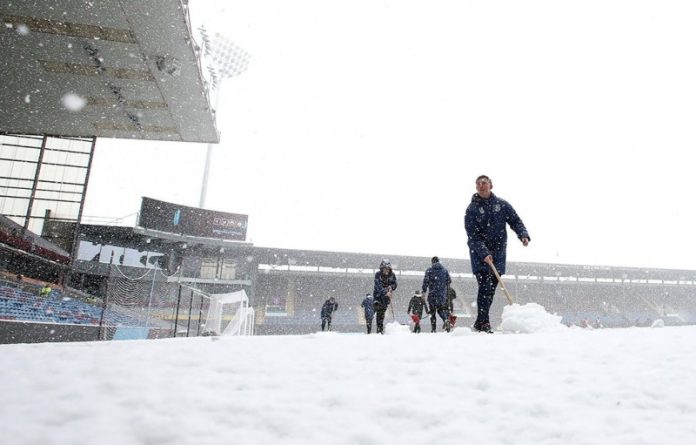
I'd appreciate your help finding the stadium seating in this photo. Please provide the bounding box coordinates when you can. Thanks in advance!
[0,281,140,326]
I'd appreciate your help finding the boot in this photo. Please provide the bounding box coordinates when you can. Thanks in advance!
[473,322,493,333]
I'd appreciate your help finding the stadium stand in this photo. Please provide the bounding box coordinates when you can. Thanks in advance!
[251,255,696,334]
[4,238,696,340]
[0,215,70,283]
[0,278,142,326]
[0,2,223,343]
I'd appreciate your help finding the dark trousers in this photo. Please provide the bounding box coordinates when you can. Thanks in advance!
[475,270,499,328]
[321,316,332,331]
[428,298,450,332]
[375,303,387,334]
[365,314,373,334]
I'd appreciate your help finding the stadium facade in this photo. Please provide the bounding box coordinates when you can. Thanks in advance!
[2,2,696,343]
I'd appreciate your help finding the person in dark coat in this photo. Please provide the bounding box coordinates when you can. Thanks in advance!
[407,290,428,333]
[422,256,452,332]
[373,259,397,334]
[464,175,529,333]
[320,296,338,331]
[361,293,375,334]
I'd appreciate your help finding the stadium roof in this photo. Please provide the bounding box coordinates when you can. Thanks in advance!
[0,0,219,143]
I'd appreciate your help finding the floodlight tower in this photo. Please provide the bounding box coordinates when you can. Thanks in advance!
[198,28,250,208]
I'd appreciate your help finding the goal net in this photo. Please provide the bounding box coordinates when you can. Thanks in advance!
[205,290,255,336]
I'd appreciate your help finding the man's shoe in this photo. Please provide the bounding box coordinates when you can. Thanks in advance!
[473,323,493,334]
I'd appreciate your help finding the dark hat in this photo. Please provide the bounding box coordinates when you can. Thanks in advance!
[379,259,392,269]
[431,256,439,264]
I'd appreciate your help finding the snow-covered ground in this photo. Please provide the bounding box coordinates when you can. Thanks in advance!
[2,305,695,445]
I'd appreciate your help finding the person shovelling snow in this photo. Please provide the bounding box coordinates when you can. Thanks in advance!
[320,297,338,331]
[373,259,397,335]
[464,174,530,333]
[407,290,428,333]
[422,256,453,333]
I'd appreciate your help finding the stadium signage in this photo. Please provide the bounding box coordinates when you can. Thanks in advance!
[138,197,247,241]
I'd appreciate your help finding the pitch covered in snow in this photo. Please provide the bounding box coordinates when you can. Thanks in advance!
[2,305,695,445]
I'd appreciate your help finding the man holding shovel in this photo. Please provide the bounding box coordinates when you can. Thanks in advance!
[373,259,397,334]
[465,175,530,333]
[422,256,453,333]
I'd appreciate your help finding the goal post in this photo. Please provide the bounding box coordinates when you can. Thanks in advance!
[205,290,255,336]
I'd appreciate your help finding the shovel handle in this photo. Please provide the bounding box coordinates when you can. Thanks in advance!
[488,261,515,305]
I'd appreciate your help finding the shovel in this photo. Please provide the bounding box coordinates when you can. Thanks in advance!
[488,262,515,305]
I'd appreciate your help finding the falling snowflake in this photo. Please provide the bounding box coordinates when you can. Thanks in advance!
[24,94,31,103]
[62,93,87,111]
[16,24,30,35]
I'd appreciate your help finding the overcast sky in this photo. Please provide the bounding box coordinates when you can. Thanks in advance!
[83,1,696,271]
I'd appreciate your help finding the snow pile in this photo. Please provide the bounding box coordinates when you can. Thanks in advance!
[500,303,566,333]
[385,321,410,335]
[304,330,339,339]
[451,326,475,336]
[651,318,665,328]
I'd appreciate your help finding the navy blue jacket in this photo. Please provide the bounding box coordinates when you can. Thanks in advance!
[464,193,529,275]
[422,262,451,306]
[321,299,338,318]
[361,296,375,319]
[373,270,397,307]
